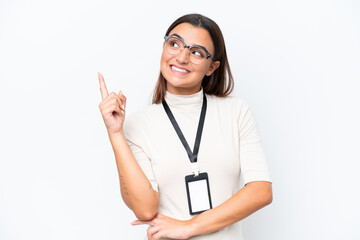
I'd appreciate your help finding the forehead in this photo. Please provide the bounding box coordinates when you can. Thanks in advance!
[168,23,214,52]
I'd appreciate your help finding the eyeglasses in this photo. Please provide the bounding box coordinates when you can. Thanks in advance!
[163,35,216,64]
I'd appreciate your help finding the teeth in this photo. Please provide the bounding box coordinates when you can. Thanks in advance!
[171,65,189,73]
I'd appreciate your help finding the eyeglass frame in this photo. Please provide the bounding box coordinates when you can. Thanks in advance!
[163,35,216,63]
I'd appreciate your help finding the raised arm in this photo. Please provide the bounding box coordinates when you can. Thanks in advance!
[98,72,158,220]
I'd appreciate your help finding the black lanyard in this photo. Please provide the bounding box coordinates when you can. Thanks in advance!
[162,92,207,173]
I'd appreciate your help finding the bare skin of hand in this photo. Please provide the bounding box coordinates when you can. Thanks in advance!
[131,213,195,240]
[98,72,127,136]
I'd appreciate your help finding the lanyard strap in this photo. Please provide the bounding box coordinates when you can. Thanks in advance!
[162,92,207,175]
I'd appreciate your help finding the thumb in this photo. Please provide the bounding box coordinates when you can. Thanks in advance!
[118,90,126,110]
[131,220,142,225]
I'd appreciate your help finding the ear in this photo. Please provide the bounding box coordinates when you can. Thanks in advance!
[205,61,220,76]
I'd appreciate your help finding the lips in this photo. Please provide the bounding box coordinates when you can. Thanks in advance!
[170,65,190,74]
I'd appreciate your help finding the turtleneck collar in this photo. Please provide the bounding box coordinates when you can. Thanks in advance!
[164,88,204,111]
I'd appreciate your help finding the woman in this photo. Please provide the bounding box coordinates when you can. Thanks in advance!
[98,13,272,240]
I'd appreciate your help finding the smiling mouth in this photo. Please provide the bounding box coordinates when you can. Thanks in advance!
[170,65,190,74]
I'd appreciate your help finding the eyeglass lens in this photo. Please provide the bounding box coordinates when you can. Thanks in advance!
[165,37,207,64]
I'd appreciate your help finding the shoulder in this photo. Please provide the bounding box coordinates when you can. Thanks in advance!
[123,103,163,139]
[125,103,163,125]
[206,94,251,114]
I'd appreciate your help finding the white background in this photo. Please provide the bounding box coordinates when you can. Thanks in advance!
[1,0,359,239]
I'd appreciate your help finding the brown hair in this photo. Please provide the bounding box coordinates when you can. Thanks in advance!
[152,13,234,104]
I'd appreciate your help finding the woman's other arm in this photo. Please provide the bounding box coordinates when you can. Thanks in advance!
[188,181,272,236]
[98,73,158,220]
[188,100,273,235]
[131,181,271,240]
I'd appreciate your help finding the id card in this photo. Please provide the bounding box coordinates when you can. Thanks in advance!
[185,172,213,215]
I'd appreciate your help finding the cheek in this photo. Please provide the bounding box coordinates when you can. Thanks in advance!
[160,51,170,68]
[160,53,167,73]
[160,51,172,80]
[197,63,211,76]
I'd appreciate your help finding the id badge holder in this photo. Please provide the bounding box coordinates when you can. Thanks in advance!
[185,172,213,215]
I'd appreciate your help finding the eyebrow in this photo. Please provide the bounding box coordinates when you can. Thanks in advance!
[170,33,210,53]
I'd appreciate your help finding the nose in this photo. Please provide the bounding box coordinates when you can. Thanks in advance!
[176,46,190,64]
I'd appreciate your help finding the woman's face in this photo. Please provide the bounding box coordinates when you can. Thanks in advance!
[160,23,220,95]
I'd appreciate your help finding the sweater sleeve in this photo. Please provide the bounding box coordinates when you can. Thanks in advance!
[123,114,159,192]
[237,100,271,185]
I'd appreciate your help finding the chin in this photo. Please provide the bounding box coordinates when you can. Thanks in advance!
[163,73,186,87]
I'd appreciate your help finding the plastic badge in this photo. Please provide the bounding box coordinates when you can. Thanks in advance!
[185,172,213,215]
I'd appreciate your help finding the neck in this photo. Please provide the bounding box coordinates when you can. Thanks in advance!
[164,87,204,110]
[166,85,202,95]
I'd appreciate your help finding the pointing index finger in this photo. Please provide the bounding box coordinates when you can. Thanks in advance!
[98,72,109,100]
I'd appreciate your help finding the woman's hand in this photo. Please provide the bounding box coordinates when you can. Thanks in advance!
[98,72,127,136]
[131,213,195,240]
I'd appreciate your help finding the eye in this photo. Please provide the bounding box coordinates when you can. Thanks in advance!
[168,38,182,48]
[171,41,179,48]
[193,51,203,57]
[191,49,205,58]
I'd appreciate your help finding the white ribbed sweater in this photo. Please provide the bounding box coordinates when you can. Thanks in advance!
[124,88,271,240]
